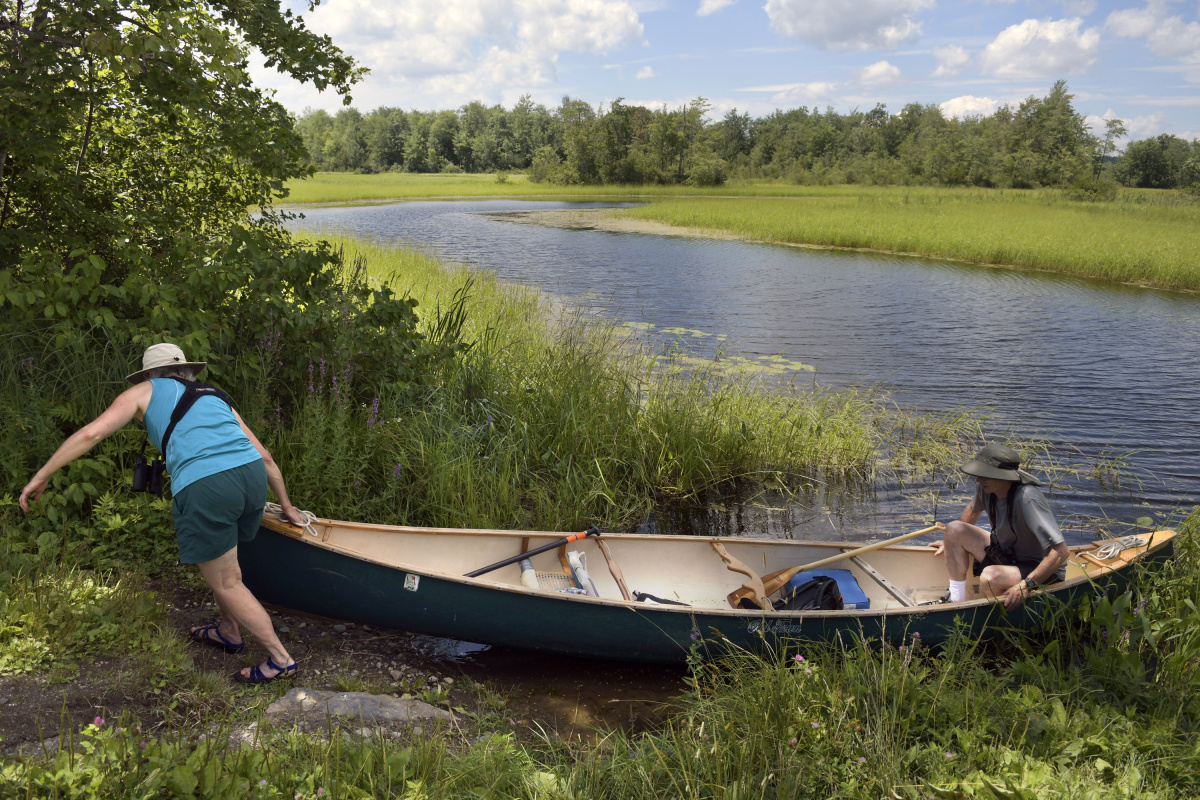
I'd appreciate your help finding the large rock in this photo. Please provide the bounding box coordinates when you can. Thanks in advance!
[265,688,452,727]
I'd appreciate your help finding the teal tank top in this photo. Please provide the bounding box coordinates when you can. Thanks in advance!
[144,378,261,494]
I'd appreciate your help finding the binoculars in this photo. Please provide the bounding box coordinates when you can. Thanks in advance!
[132,442,165,496]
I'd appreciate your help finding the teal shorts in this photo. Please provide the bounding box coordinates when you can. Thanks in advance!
[172,460,267,564]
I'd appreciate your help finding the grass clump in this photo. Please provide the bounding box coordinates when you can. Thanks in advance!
[618,188,1200,292]
[276,233,983,530]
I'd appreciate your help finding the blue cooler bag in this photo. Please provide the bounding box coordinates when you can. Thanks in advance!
[782,569,870,610]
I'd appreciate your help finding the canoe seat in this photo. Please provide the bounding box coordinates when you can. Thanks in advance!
[535,572,576,591]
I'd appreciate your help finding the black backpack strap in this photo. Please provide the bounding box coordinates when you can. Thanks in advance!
[159,377,234,457]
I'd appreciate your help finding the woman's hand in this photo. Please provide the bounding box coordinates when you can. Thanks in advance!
[18,474,49,512]
[281,504,306,527]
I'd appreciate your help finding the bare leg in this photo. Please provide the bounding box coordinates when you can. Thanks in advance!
[979,564,1023,601]
[942,520,992,581]
[195,547,293,678]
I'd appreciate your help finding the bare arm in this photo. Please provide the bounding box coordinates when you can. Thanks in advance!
[19,383,152,512]
[235,411,304,526]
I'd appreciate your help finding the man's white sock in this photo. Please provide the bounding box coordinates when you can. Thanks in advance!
[948,580,967,603]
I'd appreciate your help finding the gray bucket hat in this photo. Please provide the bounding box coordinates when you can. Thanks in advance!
[960,443,1042,486]
[125,343,207,384]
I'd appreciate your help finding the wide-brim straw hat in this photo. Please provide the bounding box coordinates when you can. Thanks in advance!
[125,343,207,384]
[960,443,1042,486]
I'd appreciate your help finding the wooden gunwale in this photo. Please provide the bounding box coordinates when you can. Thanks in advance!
[259,515,1174,621]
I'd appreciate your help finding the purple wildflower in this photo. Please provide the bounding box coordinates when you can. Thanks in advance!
[93,716,105,726]
[794,655,805,663]
[307,359,315,395]
[912,632,920,639]
[317,789,324,797]
[275,405,282,424]
[20,357,34,371]
[811,722,819,729]
[858,757,866,763]
[945,752,955,758]
[260,779,268,786]
[788,737,798,746]
[690,627,701,641]
[700,733,709,741]
[394,463,402,477]
[139,741,147,749]
[367,397,380,426]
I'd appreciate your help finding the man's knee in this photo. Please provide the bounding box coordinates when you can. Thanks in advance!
[979,565,1018,594]
[944,520,971,546]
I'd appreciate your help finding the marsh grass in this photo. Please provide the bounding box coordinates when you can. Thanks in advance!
[274,232,987,531]
[619,189,1200,291]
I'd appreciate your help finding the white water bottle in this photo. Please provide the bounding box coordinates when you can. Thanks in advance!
[567,551,599,596]
[519,558,539,589]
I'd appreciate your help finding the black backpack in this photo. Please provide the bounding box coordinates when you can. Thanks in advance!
[773,576,844,612]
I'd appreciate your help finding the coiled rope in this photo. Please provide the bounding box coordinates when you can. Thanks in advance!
[264,501,321,538]
[1093,535,1145,560]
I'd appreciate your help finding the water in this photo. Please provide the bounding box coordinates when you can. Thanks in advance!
[286,199,1200,542]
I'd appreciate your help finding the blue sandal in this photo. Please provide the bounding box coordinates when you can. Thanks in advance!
[234,657,297,684]
[190,624,245,654]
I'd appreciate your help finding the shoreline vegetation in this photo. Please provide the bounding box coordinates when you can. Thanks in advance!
[282,174,1200,293]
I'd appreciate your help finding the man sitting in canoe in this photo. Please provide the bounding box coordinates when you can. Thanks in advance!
[930,444,1069,609]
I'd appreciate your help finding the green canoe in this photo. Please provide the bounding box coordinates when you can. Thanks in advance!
[238,516,1174,664]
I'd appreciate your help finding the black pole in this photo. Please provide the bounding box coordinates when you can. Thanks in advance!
[465,526,600,578]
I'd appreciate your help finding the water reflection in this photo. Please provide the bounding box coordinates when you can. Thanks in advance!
[286,199,1200,538]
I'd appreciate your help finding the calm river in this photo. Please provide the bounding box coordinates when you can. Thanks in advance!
[286,199,1200,544]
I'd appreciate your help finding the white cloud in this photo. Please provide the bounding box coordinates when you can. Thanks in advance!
[931,45,970,78]
[697,0,736,16]
[636,65,656,79]
[763,0,935,51]
[290,0,644,104]
[857,60,903,86]
[766,81,840,105]
[1107,1,1200,62]
[978,18,1100,79]
[940,94,999,118]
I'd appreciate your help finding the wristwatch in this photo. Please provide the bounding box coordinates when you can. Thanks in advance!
[1023,578,1038,591]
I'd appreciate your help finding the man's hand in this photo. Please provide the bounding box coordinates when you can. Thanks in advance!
[929,539,946,557]
[1002,582,1027,610]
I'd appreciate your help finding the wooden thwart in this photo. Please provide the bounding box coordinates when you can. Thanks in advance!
[726,523,945,609]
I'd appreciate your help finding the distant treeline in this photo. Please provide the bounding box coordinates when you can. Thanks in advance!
[295,81,1200,192]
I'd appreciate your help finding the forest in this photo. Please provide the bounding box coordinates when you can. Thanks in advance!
[294,81,1200,192]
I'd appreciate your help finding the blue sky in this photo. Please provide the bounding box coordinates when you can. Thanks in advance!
[253,0,1200,143]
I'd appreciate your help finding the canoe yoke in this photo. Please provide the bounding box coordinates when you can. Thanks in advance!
[711,542,772,611]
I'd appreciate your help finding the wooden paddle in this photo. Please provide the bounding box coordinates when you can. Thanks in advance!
[726,522,945,609]
[596,538,633,601]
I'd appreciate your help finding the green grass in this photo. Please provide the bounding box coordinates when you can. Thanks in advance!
[275,232,992,531]
[279,172,900,205]
[619,188,1200,291]
[281,174,1200,292]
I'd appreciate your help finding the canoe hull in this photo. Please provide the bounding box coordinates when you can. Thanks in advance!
[239,525,1173,663]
